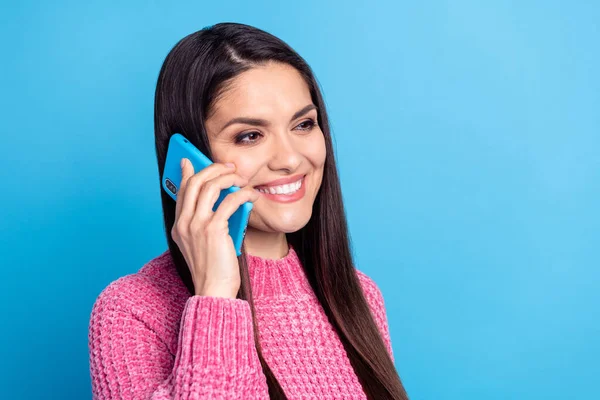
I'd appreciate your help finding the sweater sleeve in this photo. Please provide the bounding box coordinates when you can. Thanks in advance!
[88,294,270,399]
[370,282,395,365]
[356,271,395,364]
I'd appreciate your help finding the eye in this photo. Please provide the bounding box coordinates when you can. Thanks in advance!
[233,118,317,145]
[296,118,317,131]
[234,131,262,145]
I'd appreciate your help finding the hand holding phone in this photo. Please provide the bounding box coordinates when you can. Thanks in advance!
[162,133,259,297]
[173,159,259,297]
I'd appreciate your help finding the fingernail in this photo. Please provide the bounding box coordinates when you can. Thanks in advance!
[225,162,235,168]
[180,158,186,169]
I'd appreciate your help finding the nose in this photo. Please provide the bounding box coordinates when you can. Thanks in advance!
[267,130,302,172]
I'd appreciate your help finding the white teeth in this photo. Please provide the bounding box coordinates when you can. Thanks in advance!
[257,178,303,195]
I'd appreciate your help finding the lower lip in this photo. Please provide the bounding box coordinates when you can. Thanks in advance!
[255,176,307,203]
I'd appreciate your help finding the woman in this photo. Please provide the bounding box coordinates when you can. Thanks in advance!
[88,22,409,399]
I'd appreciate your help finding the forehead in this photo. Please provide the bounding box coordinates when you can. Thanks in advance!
[208,62,313,121]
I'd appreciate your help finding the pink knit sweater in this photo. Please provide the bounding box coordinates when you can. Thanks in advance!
[88,244,395,399]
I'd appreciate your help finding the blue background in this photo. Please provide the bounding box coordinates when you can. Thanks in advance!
[1,1,598,399]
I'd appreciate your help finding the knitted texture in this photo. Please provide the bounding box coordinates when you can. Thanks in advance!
[88,244,395,399]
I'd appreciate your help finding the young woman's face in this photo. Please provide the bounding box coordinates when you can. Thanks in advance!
[204,61,326,234]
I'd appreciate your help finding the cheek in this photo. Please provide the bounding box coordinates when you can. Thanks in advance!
[209,147,261,181]
[228,155,262,181]
[307,130,327,168]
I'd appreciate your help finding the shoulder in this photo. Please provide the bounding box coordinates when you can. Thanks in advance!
[355,268,395,361]
[355,268,385,306]
[89,250,188,339]
[354,268,389,331]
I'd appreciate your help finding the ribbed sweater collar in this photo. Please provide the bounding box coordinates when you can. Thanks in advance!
[244,244,313,299]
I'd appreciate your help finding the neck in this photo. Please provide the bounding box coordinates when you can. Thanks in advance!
[243,227,289,260]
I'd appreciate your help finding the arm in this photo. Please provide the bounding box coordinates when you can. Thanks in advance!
[88,294,269,399]
[356,270,395,364]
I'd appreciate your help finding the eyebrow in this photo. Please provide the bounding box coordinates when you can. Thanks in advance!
[218,104,318,133]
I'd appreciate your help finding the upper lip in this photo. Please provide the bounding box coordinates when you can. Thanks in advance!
[255,174,305,188]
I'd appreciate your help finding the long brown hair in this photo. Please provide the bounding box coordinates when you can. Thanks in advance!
[153,22,409,400]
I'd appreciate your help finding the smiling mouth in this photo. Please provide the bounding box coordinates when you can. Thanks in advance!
[255,176,304,195]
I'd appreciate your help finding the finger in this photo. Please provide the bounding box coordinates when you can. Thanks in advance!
[175,158,194,222]
[211,186,260,226]
[193,172,251,224]
[178,162,236,225]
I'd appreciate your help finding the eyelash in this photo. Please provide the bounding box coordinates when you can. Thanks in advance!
[234,118,318,145]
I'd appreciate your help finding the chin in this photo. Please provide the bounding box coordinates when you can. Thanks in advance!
[251,208,313,233]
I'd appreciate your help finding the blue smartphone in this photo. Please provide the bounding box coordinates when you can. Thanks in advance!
[162,133,253,256]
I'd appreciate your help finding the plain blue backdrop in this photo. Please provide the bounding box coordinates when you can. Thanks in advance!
[1,0,598,399]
